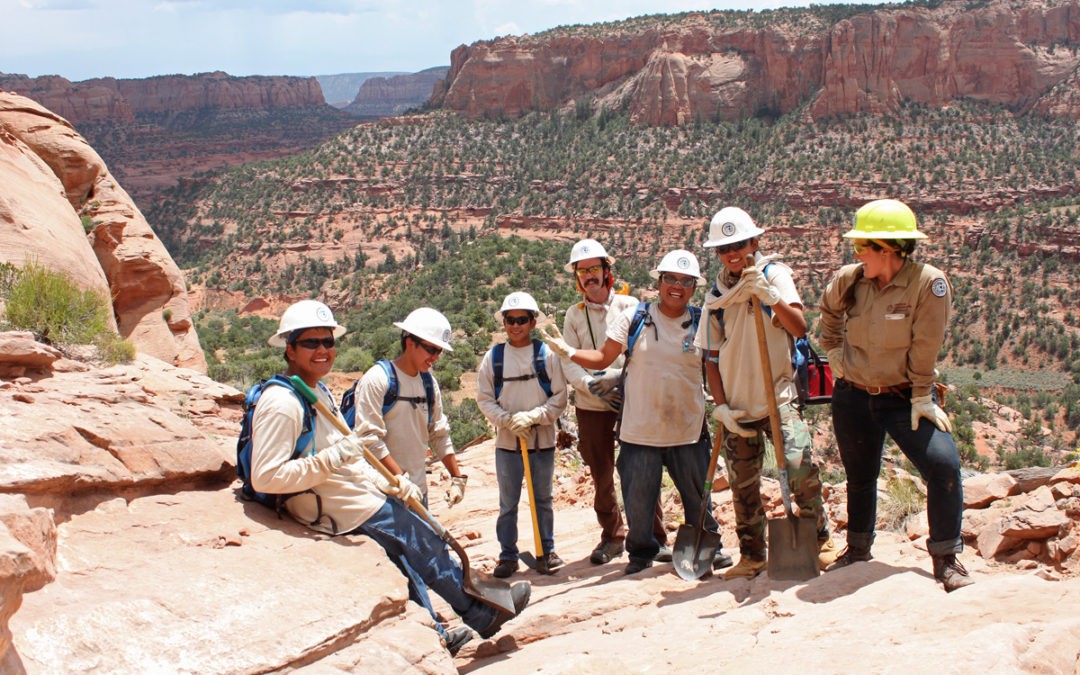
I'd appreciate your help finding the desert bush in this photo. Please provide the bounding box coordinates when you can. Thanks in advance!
[878,472,926,531]
[2,260,114,345]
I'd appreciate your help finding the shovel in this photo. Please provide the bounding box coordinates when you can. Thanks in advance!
[289,376,517,614]
[517,434,555,574]
[672,429,724,580]
[746,258,819,581]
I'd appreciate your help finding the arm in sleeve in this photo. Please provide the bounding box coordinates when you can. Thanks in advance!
[250,390,338,494]
[351,367,392,461]
[428,380,455,461]
[561,306,596,391]
[818,268,850,352]
[907,271,951,397]
[475,349,512,429]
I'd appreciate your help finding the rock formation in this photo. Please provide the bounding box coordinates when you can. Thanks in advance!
[343,67,449,118]
[0,92,206,371]
[431,0,1080,125]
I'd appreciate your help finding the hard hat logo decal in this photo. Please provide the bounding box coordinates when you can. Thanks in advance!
[442,329,451,342]
[677,256,690,270]
[508,297,520,307]
[316,306,331,322]
[721,221,737,237]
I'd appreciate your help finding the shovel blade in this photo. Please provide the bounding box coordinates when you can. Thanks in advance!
[462,567,517,614]
[766,516,820,581]
[519,551,557,575]
[672,523,722,581]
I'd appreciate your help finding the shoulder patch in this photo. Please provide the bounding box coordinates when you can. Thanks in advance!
[930,278,948,298]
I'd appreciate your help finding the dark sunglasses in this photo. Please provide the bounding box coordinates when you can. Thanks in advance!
[503,314,533,326]
[412,337,443,355]
[659,273,697,289]
[714,240,751,255]
[293,337,336,350]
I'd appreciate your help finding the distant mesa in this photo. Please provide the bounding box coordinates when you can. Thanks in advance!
[342,66,449,118]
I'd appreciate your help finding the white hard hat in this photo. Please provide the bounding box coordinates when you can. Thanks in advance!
[494,291,546,323]
[268,300,346,348]
[564,238,615,272]
[703,207,765,248]
[393,307,454,351]
[650,249,705,286]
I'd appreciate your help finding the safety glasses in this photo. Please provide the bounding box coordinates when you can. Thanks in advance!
[503,314,533,326]
[659,273,697,289]
[852,239,888,255]
[293,337,336,350]
[412,337,443,355]
[575,264,604,277]
[714,240,751,255]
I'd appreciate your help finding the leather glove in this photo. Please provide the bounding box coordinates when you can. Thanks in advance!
[826,348,845,381]
[380,473,423,504]
[910,395,952,433]
[322,432,365,469]
[509,408,545,436]
[540,324,576,359]
[586,369,621,398]
[446,475,468,507]
[712,403,756,438]
[740,266,780,306]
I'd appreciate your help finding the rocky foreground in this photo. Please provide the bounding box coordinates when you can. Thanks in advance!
[2,344,1080,673]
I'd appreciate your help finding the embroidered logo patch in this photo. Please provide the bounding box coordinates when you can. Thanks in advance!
[931,278,948,298]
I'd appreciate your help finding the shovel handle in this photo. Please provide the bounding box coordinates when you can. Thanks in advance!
[519,435,544,558]
[746,257,797,520]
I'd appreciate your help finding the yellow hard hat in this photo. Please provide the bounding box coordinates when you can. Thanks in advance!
[843,199,927,240]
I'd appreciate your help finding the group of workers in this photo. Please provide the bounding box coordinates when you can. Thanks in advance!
[246,198,971,657]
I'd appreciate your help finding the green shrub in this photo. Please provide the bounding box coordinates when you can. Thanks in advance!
[445,397,490,450]
[95,333,136,365]
[2,260,115,346]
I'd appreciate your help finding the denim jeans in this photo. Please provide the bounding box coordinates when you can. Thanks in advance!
[353,498,497,636]
[495,447,556,561]
[617,436,717,564]
[831,379,964,556]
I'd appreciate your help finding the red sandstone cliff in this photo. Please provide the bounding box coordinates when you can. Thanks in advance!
[343,67,449,118]
[431,0,1080,125]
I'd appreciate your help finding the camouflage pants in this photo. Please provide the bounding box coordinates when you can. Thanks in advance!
[721,402,826,559]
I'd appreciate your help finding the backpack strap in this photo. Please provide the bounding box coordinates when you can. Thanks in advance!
[377,359,399,416]
[624,301,652,359]
[531,338,553,397]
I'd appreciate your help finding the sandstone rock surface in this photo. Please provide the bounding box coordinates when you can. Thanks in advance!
[344,67,449,118]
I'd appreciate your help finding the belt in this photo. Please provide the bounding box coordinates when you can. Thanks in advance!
[843,379,912,396]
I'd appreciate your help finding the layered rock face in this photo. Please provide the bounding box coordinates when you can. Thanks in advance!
[0,92,206,371]
[0,71,328,127]
[343,67,449,118]
[432,0,1080,124]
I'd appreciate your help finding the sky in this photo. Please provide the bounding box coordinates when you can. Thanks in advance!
[5,0,888,82]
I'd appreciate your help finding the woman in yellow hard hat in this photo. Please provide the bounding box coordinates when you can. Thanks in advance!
[818,199,972,592]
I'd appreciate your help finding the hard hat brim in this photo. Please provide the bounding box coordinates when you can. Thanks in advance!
[564,256,614,273]
[648,269,706,286]
[703,226,765,248]
[393,321,455,351]
[268,324,347,348]
[842,227,927,240]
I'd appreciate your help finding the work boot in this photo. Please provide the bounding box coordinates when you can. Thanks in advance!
[624,557,653,575]
[479,581,532,639]
[536,551,564,574]
[654,544,673,563]
[818,534,839,570]
[825,546,872,571]
[493,559,519,579]
[933,554,974,592]
[712,550,734,570]
[590,540,624,565]
[723,556,767,580]
[444,626,474,656]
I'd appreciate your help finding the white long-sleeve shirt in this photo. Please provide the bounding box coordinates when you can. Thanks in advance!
[476,341,568,450]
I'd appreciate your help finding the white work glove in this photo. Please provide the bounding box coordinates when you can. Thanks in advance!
[446,475,468,507]
[910,395,952,433]
[540,324,576,359]
[712,404,756,438]
[740,266,781,306]
[509,408,545,436]
[827,348,845,381]
[380,473,423,504]
[321,433,365,469]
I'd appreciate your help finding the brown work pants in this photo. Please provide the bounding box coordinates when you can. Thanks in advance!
[577,408,666,546]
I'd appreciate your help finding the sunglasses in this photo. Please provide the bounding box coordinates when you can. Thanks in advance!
[660,273,697,289]
[714,240,751,255]
[293,337,336,350]
[503,314,533,326]
[412,337,443,356]
[852,240,888,255]
[575,264,604,277]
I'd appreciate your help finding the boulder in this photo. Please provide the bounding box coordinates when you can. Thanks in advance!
[964,472,1019,509]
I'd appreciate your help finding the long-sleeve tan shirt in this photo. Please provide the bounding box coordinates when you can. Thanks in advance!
[561,292,638,411]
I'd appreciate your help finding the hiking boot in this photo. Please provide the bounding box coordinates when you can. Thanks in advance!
[817,534,839,570]
[479,581,532,639]
[493,559,519,579]
[712,551,734,570]
[723,556,767,580]
[933,554,974,592]
[825,546,872,572]
[624,557,653,575]
[536,551,564,574]
[590,540,625,565]
[444,626,473,656]
[654,544,673,563]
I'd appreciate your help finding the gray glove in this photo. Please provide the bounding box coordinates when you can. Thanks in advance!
[586,369,621,397]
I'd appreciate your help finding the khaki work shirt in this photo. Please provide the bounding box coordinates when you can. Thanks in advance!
[819,261,951,398]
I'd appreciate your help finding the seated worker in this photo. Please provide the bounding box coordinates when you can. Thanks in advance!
[250,300,530,655]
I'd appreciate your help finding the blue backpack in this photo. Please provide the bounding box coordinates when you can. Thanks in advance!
[340,359,436,428]
[492,338,553,402]
[236,374,319,510]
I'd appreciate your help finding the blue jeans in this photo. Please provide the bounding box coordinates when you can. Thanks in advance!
[831,379,964,556]
[496,447,556,561]
[617,436,718,564]
[353,498,497,636]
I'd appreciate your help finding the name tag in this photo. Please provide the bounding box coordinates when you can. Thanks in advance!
[884,313,905,320]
